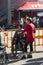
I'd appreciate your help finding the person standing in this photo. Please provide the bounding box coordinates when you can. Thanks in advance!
[20,17,24,28]
[22,17,36,58]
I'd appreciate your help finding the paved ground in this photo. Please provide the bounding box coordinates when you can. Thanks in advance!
[5,47,43,65]
[7,52,43,65]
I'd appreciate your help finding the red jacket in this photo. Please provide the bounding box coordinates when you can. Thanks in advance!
[22,23,36,43]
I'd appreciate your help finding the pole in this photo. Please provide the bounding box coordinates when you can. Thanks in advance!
[19,12,20,20]
[8,0,12,25]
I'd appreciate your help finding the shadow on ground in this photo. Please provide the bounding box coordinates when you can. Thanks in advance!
[33,51,43,53]
[7,51,43,65]
[22,57,43,65]
[7,53,21,64]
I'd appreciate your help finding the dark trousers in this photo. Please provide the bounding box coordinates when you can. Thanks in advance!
[24,42,33,52]
[11,39,24,54]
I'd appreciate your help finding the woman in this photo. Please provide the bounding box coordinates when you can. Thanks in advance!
[21,17,36,58]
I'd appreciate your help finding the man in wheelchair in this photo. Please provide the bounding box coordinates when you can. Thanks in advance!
[11,25,26,55]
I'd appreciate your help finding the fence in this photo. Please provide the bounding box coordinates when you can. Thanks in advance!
[34,28,43,51]
[0,28,43,51]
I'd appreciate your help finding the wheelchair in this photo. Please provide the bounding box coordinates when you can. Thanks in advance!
[0,46,7,65]
[11,32,26,55]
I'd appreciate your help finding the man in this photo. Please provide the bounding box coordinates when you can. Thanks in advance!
[22,17,36,58]
[11,25,24,55]
[20,17,24,28]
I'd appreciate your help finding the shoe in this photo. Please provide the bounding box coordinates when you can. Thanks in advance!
[29,52,32,55]
[20,54,26,60]
[27,54,32,58]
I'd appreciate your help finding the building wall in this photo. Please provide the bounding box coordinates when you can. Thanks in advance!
[0,0,8,22]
